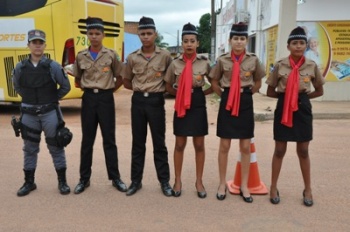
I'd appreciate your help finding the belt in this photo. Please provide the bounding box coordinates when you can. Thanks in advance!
[21,103,57,115]
[84,88,113,94]
[223,87,252,93]
[133,91,164,98]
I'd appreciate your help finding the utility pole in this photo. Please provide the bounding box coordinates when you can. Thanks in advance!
[210,0,216,62]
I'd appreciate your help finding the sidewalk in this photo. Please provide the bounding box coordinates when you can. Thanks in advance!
[253,93,350,121]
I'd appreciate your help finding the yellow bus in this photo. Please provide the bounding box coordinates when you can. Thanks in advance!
[0,0,124,103]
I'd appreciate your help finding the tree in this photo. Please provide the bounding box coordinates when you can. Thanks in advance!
[197,13,211,54]
[155,31,169,48]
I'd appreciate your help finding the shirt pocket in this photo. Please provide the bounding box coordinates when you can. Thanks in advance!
[240,63,255,80]
[132,66,145,75]
[193,71,205,86]
[79,62,92,70]
[223,65,232,80]
[152,66,165,79]
[299,70,314,90]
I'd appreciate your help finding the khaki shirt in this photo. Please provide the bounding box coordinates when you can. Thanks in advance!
[123,46,172,92]
[209,52,265,88]
[164,54,211,88]
[266,57,325,93]
[73,46,122,89]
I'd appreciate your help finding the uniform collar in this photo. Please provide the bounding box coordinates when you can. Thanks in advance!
[136,46,162,55]
[81,46,108,55]
[280,56,314,68]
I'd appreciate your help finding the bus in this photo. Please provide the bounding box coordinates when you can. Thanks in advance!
[0,0,124,103]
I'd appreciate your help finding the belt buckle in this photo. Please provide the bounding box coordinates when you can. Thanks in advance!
[143,92,149,97]
[93,89,99,93]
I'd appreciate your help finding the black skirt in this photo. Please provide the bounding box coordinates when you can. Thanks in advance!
[217,88,254,139]
[173,88,208,136]
[274,93,313,142]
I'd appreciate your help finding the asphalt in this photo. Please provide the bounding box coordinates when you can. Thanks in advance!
[252,92,350,121]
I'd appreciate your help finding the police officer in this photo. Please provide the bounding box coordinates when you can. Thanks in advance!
[73,17,127,194]
[12,29,71,196]
[209,22,265,202]
[164,23,212,198]
[123,16,172,197]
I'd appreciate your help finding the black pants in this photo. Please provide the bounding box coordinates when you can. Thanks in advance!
[130,92,170,183]
[79,89,120,181]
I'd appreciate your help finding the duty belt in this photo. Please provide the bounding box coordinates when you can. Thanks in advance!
[21,103,57,115]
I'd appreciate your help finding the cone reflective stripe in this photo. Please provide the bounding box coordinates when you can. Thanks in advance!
[227,138,268,195]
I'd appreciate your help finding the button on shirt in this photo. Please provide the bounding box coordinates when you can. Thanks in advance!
[266,57,325,93]
[209,52,265,88]
[73,46,122,90]
[164,55,211,88]
[123,46,173,92]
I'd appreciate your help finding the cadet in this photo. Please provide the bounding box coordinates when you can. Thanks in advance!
[123,16,173,197]
[266,27,325,207]
[12,29,71,196]
[73,17,127,194]
[164,23,212,198]
[209,22,265,202]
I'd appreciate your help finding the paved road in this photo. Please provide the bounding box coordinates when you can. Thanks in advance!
[1,89,349,232]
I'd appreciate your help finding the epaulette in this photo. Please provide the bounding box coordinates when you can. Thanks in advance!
[197,55,208,60]
[219,52,229,57]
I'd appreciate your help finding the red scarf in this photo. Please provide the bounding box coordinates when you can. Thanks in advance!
[175,53,196,118]
[226,51,245,116]
[282,56,305,127]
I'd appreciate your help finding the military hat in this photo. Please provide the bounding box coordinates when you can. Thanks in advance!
[230,22,248,37]
[138,16,156,30]
[86,17,104,30]
[182,23,198,36]
[287,26,307,44]
[28,29,46,42]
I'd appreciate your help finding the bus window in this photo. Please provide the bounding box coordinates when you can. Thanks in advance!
[0,0,47,16]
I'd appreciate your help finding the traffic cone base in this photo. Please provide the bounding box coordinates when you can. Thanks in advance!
[227,138,268,195]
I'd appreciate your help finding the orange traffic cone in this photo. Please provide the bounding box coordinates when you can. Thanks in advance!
[227,138,268,195]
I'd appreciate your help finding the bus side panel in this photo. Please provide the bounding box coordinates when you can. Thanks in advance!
[51,0,83,99]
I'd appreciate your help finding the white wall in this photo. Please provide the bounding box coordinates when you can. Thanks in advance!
[297,0,350,21]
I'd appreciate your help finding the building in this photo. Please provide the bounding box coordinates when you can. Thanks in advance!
[215,0,350,100]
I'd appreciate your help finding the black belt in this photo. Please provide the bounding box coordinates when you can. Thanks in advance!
[133,91,164,97]
[21,103,57,115]
[84,88,113,94]
[223,87,252,93]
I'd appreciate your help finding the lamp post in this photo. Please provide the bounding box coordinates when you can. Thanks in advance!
[164,30,180,55]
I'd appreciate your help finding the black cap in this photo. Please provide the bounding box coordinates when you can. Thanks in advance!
[287,26,307,44]
[182,23,198,36]
[28,29,46,42]
[138,16,156,30]
[230,22,248,38]
[86,17,104,30]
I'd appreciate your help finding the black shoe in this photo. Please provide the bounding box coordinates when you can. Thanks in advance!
[58,181,71,195]
[303,190,313,207]
[216,186,227,201]
[161,182,172,197]
[112,178,127,192]
[195,182,207,199]
[74,180,90,194]
[171,183,182,197]
[270,189,280,204]
[17,182,37,197]
[126,182,142,196]
[240,189,253,203]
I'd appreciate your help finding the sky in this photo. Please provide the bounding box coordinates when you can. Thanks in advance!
[124,0,213,46]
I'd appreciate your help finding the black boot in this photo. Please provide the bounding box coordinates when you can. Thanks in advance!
[17,169,37,197]
[56,168,70,195]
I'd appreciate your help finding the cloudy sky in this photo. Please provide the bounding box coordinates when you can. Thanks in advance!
[124,0,214,46]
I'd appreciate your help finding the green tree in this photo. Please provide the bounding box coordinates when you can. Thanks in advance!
[197,13,211,54]
[155,31,169,48]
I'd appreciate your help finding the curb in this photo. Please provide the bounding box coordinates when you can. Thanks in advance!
[254,112,350,121]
